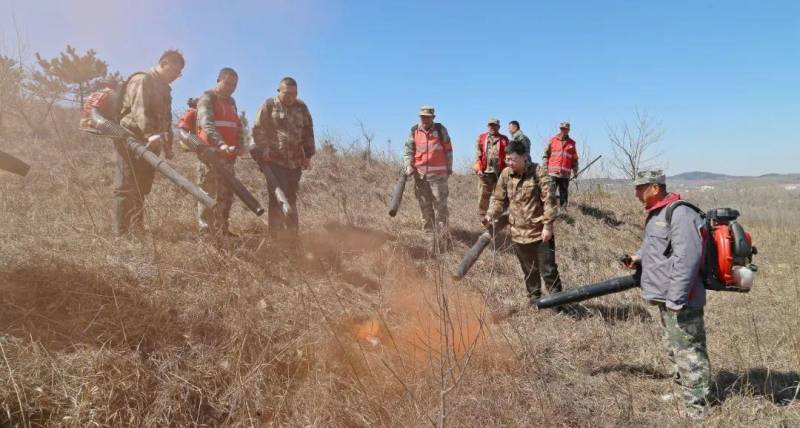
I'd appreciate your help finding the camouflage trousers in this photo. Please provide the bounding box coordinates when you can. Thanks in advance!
[413,173,449,230]
[112,139,158,236]
[477,172,498,216]
[197,158,235,235]
[658,304,711,416]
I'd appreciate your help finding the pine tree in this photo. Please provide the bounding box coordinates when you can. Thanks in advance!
[35,45,115,106]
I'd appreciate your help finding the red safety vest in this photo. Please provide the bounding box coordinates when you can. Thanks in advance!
[197,91,241,160]
[546,135,578,176]
[473,132,508,173]
[412,123,451,175]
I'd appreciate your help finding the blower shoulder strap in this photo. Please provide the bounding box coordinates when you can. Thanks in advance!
[665,200,704,225]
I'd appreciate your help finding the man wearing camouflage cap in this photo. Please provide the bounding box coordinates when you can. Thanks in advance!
[404,106,453,235]
[543,122,579,207]
[623,170,711,420]
[473,118,509,219]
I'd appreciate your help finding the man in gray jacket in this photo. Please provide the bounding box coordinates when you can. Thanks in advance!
[623,170,710,420]
[508,120,531,163]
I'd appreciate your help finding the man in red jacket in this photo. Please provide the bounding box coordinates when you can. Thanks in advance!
[543,122,579,207]
[473,118,509,218]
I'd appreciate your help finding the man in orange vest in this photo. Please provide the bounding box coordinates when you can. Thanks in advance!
[403,106,453,233]
[195,67,244,237]
[473,118,509,218]
[543,121,579,207]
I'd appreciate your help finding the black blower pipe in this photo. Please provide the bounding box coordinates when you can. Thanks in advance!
[453,213,510,280]
[90,109,216,209]
[0,150,30,176]
[176,128,265,216]
[535,270,641,309]
[388,170,407,217]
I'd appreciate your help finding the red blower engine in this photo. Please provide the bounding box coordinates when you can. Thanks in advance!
[700,207,758,292]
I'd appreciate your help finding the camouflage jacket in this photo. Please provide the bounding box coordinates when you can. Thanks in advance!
[475,133,506,174]
[252,97,315,169]
[487,163,557,244]
[119,68,173,151]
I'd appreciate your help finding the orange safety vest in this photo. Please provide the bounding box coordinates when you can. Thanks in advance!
[197,91,241,160]
[473,132,508,173]
[546,135,578,176]
[177,107,197,134]
[412,123,451,175]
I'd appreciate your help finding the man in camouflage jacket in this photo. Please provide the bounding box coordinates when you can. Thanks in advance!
[484,139,562,303]
[252,77,315,240]
[113,50,184,236]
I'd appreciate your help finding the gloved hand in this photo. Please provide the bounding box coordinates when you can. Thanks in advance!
[145,133,164,152]
[405,165,415,176]
[219,144,238,155]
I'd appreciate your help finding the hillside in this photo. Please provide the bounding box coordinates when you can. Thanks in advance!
[1,117,799,426]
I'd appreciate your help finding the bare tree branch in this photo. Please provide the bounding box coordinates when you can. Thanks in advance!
[607,109,664,179]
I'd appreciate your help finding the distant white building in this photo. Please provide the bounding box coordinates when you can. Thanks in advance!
[784,185,799,191]
[699,185,715,192]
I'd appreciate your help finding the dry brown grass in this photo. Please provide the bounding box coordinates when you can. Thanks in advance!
[1,112,799,427]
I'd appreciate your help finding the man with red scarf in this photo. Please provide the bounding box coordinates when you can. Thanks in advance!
[623,170,710,420]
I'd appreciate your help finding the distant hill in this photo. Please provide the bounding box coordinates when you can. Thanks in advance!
[670,171,741,181]
[670,171,800,182]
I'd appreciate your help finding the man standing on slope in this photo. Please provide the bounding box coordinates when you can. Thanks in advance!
[508,120,531,163]
[403,106,454,244]
[484,140,562,304]
[252,77,315,241]
[114,50,184,236]
[195,67,244,238]
[473,118,509,219]
[623,170,710,420]
[543,121,578,208]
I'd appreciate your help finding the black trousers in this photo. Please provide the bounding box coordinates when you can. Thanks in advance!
[262,162,302,239]
[553,177,570,207]
[514,239,562,301]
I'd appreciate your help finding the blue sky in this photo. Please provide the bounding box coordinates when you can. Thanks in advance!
[3,0,798,176]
